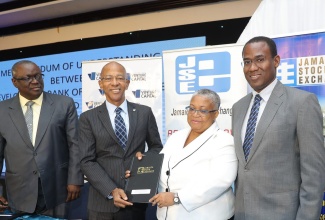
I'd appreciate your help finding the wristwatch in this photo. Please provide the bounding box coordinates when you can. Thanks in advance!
[173,193,181,205]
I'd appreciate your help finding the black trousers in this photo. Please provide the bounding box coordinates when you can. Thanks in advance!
[88,203,147,220]
[11,178,67,218]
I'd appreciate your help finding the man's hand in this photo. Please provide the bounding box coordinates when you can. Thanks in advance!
[0,196,8,211]
[135,151,144,160]
[124,152,145,179]
[125,170,131,179]
[112,188,133,208]
[66,185,81,202]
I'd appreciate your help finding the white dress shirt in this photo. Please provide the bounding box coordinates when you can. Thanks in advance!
[19,93,43,146]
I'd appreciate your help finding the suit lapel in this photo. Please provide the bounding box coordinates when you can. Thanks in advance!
[235,94,252,165]
[34,93,55,149]
[246,82,284,162]
[126,101,137,152]
[8,95,34,150]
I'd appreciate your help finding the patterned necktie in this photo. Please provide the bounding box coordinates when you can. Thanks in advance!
[25,101,35,142]
[243,94,262,161]
[114,107,127,149]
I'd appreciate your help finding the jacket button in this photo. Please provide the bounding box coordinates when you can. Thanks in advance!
[33,170,38,175]
[33,152,37,156]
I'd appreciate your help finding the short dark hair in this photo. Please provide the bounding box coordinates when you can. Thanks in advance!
[12,60,37,77]
[242,36,278,58]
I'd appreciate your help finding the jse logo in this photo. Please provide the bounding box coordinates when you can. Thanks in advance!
[175,52,231,94]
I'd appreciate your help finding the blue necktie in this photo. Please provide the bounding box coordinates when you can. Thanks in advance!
[243,94,262,161]
[115,107,127,149]
[25,101,35,143]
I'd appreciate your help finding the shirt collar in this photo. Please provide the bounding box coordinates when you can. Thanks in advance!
[252,78,278,102]
[105,99,128,114]
[19,93,43,108]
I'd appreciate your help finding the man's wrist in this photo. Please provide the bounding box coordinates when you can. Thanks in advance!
[107,188,118,200]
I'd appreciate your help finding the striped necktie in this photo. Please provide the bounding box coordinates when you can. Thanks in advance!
[114,107,127,149]
[243,94,262,160]
[25,101,35,143]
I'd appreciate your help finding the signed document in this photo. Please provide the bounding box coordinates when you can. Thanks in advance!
[125,153,164,203]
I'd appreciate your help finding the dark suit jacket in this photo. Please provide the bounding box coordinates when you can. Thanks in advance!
[0,92,83,213]
[232,81,325,220]
[79,101,163,213]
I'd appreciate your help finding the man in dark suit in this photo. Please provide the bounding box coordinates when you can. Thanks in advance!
[232,36,325,220]
[0,60,83,218]
[79,61,163,220]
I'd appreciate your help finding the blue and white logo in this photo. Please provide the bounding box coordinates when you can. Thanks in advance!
[175,52,231,94]
[88,72,100,80]
[278,56,325,87]
[277,58,296,87]
[99,89,104,95]
[85,101,103,109]
[132,89,157,98]
[132,90,141,98]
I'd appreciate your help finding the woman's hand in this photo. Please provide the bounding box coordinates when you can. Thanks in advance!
[149,192,174,208]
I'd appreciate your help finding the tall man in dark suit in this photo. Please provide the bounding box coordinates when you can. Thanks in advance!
[0,60,83,218]
[79,61,163,220]
[232,36,325,220]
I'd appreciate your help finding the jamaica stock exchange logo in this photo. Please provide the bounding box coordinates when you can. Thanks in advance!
[85,101,103,109]
[88,72,101,80]
[132,90,157,98]
[277,55,325,86]
[175,52,231,94]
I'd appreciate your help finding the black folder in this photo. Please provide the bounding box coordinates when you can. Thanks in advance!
[125,153,164,203]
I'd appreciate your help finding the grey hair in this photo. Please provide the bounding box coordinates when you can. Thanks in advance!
[192,89,220,109]
[12,60,37,77]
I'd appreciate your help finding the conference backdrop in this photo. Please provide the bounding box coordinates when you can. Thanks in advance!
[163,44,247,137]
[0,37,205,116]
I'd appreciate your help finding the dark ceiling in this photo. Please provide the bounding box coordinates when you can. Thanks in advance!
[0,0,251,61]
[0,0,228,36]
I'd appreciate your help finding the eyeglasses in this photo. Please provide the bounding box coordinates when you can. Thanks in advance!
[13,74,44,83]
[185,106,218,116]
[100,75,126,83]
[242,56,266,68]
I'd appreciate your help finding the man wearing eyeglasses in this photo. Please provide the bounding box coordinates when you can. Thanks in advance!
[232,36,325,220]
[79,61,162,220]
[0,60,83,218]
